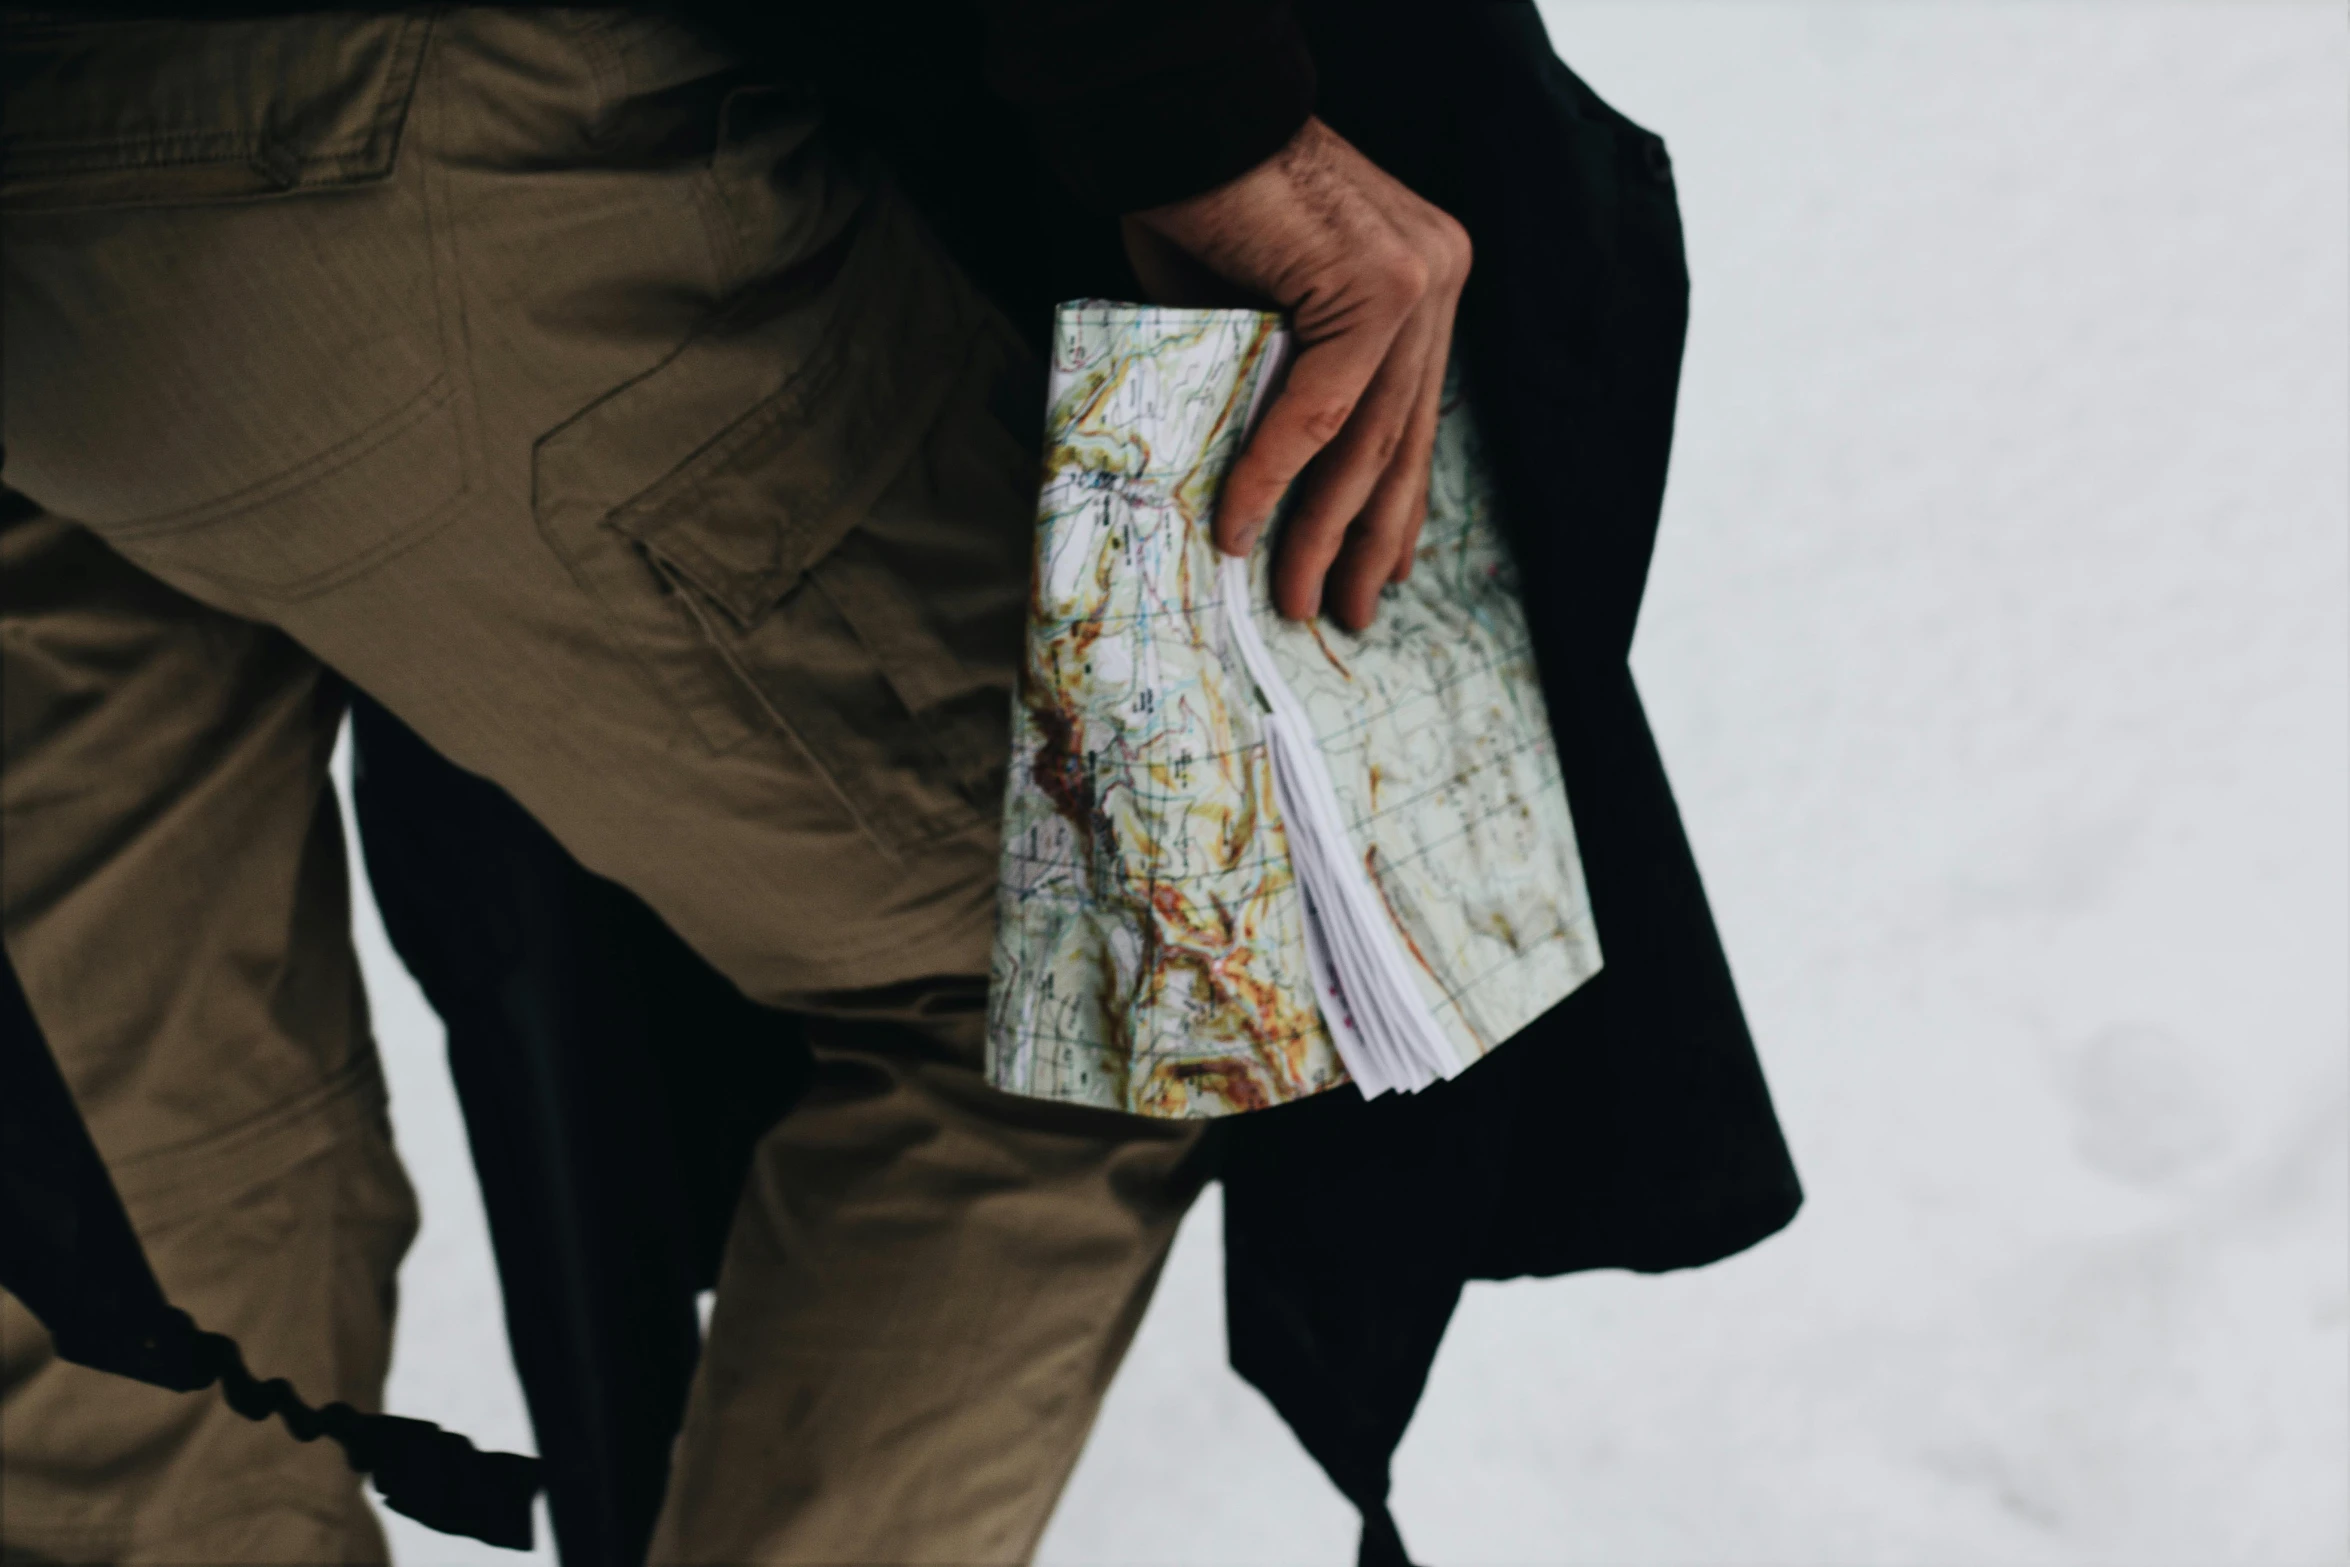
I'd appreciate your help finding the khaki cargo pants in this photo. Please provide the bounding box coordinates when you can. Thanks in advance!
[0,11,1200,1563]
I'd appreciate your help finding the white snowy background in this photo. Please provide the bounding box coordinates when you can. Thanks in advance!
[350,4,2348,1562]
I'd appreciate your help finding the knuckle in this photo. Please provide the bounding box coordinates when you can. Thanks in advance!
[1291,503,1351,553]
[1396,252,1433,300]
[1288,511,1353,566]
[1298,398,1355,445]
[1368,246,1429,305]
[1439,216,1474,279]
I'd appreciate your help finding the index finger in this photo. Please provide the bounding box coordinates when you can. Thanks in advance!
[1216,313,1405,557]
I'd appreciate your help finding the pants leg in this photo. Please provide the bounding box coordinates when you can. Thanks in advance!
[653,1006,1205,1566]
[3,11,1199,1559]
[0,503,417,1565]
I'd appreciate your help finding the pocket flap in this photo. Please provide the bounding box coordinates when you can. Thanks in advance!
[601,200,980,629]
[1,14,429,210]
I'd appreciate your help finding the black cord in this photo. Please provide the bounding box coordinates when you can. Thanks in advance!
[181,1310,542,1550]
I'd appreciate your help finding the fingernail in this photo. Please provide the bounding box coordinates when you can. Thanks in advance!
[1226,521,1262,557]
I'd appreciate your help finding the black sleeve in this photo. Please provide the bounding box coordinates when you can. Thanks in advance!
[978,0,1316,214]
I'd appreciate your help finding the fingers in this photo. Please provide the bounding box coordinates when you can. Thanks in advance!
[1263,209,1465,625]
[1271,316,1435,623]
[1136,113,1474,629]
[1383,286,1461,590]
[1324,341,1447,629]
[1214,248,1425,558]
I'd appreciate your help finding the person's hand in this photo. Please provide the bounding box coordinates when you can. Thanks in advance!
[1120,116,1472,631]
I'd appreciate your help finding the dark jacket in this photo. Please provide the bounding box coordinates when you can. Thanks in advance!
[1217,11,1803,1560]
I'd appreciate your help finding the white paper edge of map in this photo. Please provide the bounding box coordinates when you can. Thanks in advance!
[1218,330,1464,1098]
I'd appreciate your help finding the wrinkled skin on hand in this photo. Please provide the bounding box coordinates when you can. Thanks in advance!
[1121,116,1474,631]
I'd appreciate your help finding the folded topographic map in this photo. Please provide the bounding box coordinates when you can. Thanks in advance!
[987,304,1601,1118]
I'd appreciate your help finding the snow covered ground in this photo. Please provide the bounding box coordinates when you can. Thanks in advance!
[354,4,2347,1562]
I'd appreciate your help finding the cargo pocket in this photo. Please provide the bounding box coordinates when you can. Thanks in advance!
[535,189,1007,857]
[0,13,465,605]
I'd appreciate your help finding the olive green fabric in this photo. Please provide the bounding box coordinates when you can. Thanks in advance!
[0,507,414,1565]
[2,11,1200,1562]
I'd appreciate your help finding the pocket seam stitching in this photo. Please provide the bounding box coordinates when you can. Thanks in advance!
[605,348,854,625]
[106,373,455,544]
